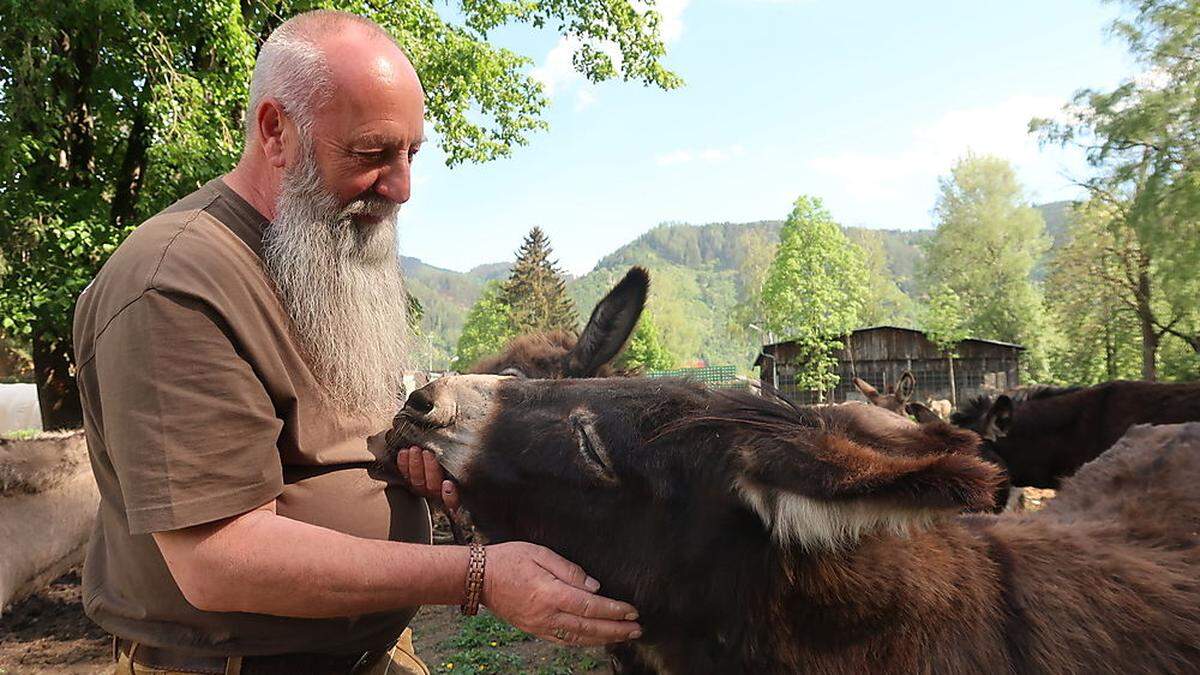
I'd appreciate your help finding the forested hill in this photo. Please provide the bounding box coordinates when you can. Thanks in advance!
[407,201,1075,370]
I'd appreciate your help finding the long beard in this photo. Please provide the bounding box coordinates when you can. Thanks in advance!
[262,146,410,421]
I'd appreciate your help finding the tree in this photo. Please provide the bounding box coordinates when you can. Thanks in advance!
[1033,0,1200,380]
[1044,202,1144,384]
[760,196,867,395]
[921,154,1051,379]
[0,1,681,428]
[451,281,517,371]
[617,309,675,372]
[846,229,917,328]
[922,284,969,405]
[500,227,579,333]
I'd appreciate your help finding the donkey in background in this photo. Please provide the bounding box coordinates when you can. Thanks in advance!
[394,375,1200,674]
[469,267,649,379]
[952,379,1200,488]
[855,372,1012,512]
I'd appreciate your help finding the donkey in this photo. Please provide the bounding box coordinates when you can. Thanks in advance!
[394,375,1200,674]
[856,373,1011,512]
[952,379,1200,488]
[468,267,649,379]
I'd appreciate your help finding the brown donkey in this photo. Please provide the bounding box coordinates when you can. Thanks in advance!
[468,267,649,379]
[395,376,1200,674]
[952,380,1200,488]
[856,373,1012,512]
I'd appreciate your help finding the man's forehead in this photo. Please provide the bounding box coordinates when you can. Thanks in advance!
[313,30,424,137]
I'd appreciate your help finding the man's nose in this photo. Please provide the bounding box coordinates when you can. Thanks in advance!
[374,160,411,205]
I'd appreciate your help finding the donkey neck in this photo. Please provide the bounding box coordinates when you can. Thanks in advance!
[781,516,1004,667]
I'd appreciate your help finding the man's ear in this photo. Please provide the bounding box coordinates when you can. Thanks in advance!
[565,267,649,377]
[983,395,1014,440]
[735,416,997,549]
[255,98,290,169]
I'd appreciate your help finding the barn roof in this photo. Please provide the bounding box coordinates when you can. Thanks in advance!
[753,325,1024,368]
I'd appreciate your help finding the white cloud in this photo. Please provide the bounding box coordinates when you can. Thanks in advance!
[806,95,1072,204]
[574,86,598,112]
[656,144,745,166]
[651,0,691,44]
[532,0,690,107]
[531,36,583,97]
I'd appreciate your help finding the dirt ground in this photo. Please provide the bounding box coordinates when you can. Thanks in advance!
[0,570,605,675]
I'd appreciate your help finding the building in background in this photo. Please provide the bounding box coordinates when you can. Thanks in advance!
[754,325,1023,405]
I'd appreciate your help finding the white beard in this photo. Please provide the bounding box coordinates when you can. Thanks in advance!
[261,142,411,420]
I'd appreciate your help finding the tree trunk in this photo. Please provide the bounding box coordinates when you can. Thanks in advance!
[947,355,957,406]
[32,326,83,430]
[1135,267,1158,381]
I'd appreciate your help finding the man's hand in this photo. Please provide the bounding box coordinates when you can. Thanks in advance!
[483,542,642,646]
[395,446,461,512]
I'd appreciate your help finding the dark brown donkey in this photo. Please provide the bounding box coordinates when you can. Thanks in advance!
[856,373,1012,512]
[469,266,649,378]
[394,375,1200,674]
[952,379,1200,488]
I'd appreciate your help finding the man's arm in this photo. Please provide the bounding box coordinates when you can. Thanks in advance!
[153,502,642,646]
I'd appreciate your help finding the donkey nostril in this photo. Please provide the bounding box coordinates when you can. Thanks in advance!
[406,388,436,417]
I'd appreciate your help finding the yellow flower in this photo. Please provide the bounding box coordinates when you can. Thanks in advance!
[489,641,498,647]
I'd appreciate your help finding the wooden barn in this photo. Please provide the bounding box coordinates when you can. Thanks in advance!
[754,325,1024,405]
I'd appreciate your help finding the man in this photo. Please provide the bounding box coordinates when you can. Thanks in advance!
[72,10,640,675]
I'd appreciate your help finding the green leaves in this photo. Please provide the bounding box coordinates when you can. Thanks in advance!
[0,0,682,380]
[760,195,867,392]
[452,281,518,371]
[920,154,1050,378]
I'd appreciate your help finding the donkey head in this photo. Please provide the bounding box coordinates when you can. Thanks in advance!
[853,371,916,415]
[951,394,1014,442]
[469,267,649,379]
[394,376,999,613]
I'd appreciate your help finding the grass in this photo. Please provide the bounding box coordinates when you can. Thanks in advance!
[0,428,40,440]
[436,613,530,674]
[433,613,604,674]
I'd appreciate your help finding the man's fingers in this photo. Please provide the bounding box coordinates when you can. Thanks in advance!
[407,446,426,488]
[421,450,442,488]
[548,613,641,646]
[558,585,638,621]
[395,448,410,479]
[535,551,600,592]
[442,480,461,512]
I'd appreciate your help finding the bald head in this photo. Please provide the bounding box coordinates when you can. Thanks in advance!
[245,11,419,139]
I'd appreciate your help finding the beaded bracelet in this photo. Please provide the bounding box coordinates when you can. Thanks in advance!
[461,543,486,616]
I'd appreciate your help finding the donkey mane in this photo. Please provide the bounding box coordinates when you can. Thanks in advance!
[955,385,1084,427]
[640,383,996,549]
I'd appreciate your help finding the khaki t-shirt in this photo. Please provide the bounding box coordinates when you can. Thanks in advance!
[72,178,431,657]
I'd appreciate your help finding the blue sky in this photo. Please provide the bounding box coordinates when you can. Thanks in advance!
[397,0,1138,275]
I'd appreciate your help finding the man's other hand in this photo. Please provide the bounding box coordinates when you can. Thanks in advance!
[484,542,642,646]
[395,446,461,512]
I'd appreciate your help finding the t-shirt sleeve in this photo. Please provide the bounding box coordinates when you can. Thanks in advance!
[93,288,284,534]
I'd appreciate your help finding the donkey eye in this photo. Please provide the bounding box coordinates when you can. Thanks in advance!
[499,367,527,379]
[569,411,617,484]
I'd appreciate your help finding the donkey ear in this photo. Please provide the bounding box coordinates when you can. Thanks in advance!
[982,395,1014,440]
[906,401,942,424]
[735,411,998,549]
[565,267,649,377]
[853,377,880,401]
[896,371,915,403]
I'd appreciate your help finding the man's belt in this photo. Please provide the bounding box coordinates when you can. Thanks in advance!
[115,637,386,675]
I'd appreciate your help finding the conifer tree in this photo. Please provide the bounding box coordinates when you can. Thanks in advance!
[500,227,579,333]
